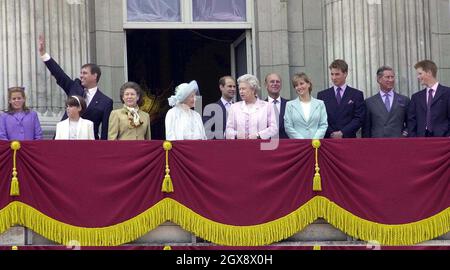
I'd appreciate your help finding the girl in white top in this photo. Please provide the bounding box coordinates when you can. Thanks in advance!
[165,80,207,140]
[55,96,95,140]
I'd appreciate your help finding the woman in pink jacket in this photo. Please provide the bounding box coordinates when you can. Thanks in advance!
[225,74,278,139]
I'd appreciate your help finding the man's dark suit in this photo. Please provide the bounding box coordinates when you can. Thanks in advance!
[44,58,113,140]
[265,97,289,139]
[203,100,227,139]
[362,92,410,138]
[408,84,450,137]
[317,86,365,138]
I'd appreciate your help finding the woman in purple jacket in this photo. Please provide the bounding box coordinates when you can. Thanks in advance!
[0,87,43,140]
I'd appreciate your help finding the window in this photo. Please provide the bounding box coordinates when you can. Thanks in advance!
[125,0,252,28]
[192,0,246,22]
[127,0,181,22]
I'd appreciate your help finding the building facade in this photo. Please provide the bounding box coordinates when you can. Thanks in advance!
[1,0,449,138]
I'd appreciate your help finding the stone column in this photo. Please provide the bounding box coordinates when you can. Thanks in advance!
[429,0,450,85]
[0,0,90,137]
[287,0,327,97]
[91,0,126,107]
[255,0,291,99]
[324,0,431,97]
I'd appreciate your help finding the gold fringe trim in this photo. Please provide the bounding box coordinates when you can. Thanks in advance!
[168,197,449,246]
[167,198,318,246]
[0,197,448,246]
[319,197,450,246]
[0,200,169,246]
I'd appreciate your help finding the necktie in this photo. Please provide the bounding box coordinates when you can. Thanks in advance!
[384,94,390,112]
[273,99,280,114]
[225,102,231,112]
[83,89,89,106]
[426,89,434,131]
[336,87,342,105]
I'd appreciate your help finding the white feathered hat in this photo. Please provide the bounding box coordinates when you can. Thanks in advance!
[168,80,199,107]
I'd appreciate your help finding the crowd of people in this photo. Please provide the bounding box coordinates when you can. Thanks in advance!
[1,36,449,141]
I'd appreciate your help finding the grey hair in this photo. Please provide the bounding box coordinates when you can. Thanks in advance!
[237,74,261,92]
[376,66,394,78]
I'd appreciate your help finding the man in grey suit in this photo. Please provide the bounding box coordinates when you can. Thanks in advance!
[363,66,410,138]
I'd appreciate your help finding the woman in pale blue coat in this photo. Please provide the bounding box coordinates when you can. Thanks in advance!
[284,73,328,139]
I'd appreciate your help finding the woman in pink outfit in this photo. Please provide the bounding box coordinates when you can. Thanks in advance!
[225,74,278,139]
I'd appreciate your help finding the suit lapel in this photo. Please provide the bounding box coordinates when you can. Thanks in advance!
[280,98,287,121]
[308,98,320,123]
[217,100,227,131]
[327,87,339,107]
[292,99,307,123]
[418,89,427,112]
[431,84,444,107]
[86,90,101,112]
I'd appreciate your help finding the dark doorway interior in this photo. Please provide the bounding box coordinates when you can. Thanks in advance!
[126,29,244,140]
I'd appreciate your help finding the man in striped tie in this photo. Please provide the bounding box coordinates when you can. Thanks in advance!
[408,60,450,137]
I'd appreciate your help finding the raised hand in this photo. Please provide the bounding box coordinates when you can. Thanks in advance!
[38,34,46,56]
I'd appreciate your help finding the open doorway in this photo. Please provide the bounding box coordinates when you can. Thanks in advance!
[126,29,247,140]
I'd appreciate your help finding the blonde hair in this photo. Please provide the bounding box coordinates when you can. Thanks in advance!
[291,73,313,94]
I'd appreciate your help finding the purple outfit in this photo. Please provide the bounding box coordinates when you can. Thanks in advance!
[0,111,43,140]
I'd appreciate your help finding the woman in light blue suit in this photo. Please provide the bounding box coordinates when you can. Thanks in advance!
[284,73,328,139]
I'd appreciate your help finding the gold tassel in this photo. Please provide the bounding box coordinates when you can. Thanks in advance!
[10,141,21,197]
[10,178,20,196]
[162,141,174,193]
[313,174,322,192]
[162,175,174,193]
[312,140,322,192]
[313,245,321,251]
[11,246,18,250]
[163,245,172,250]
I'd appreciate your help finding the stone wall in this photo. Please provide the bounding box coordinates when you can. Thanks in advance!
[1,222,449,247]
[254,0,450,100]
[0,0,91,137]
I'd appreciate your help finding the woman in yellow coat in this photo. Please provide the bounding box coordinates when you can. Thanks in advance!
[108,82,151,140]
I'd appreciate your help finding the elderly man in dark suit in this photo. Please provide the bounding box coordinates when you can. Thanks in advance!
[317,59,365,138]
[264,73,289,139]
[38,35,113,140]
[203,76,236,139]
[408,60,450,137]
[363,66,410,138]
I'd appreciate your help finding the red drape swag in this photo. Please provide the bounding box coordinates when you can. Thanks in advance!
[167,139,315,225]
[319,138,450,224]
[8,141,165,227]
[0,139,448,228]
[0,142,12,209]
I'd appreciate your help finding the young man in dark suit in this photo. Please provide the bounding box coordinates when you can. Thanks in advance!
[363,66,410,138]
[264,73,289,139]
[408,60,450,137]
[38,35,113,140]
[317,59,365,138]
[203,76,236,139]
